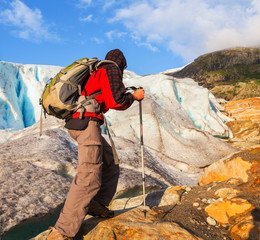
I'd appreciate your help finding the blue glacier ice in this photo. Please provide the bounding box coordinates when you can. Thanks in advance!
[0,61,232,146]
[0,61,62,130]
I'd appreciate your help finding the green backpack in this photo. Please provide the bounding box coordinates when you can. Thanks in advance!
[39,57,120,117]
[40,57,100,120]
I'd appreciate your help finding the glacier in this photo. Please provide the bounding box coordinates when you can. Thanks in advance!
[0,61,62,130]
[0,60,232,146]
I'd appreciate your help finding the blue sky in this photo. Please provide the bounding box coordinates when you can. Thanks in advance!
[0,0,259,75]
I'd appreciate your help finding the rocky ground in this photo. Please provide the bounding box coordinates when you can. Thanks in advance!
[33,146,259,240]
[0,115,213,239]
[32,97,260,240]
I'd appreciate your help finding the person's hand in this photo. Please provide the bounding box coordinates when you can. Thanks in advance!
[133,89,145,101]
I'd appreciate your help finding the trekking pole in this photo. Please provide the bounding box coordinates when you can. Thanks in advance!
[126,86,147,218]
[139,97,147,218]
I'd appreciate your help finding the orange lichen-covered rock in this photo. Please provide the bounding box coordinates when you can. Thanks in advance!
[226,120,260,140]
[205,198,254,224]
[199,157,252,186]
[158,186,185,207]
[224,98,260,150]
[224,97,260,120]
[214,188,241,199]
[230,214,258,240]
[83,208,203,240]
[199,147,260,186]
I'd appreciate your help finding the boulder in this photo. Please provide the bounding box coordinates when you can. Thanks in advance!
[199,147,260,240]
[205,198,254,224]
[199,147,259,186]
[198,156,253,186]
[82,208,203,240]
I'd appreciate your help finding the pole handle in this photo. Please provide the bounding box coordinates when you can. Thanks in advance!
[126,86,143,92]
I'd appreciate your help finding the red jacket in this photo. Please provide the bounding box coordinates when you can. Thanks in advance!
[65,49,134,130]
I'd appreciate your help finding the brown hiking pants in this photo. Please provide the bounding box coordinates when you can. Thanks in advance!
[55,121,119,237]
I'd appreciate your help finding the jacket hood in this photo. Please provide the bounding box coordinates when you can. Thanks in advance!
[105,49,127,73]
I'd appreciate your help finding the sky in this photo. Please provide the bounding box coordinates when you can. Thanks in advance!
[0,0,260,75]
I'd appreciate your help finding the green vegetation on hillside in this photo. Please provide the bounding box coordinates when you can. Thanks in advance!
[211,79,260,100]
[207,63,260,84]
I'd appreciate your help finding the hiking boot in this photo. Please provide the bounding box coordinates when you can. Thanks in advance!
[87,200,114,218]
[47,227,73,240]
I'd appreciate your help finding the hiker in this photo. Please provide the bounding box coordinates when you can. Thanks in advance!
[47,49,145,239]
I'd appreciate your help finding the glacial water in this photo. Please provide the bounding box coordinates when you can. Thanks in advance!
[2,207,61,240]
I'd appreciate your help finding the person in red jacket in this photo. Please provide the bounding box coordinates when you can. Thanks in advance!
[47,49,144,240]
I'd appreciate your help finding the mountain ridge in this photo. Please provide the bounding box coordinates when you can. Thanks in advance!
[172,47,260,100]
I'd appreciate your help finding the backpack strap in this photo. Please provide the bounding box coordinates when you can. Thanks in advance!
[103,115,119,165]
[75,58,99,75]
[76,91,102,119]
[81,91,102,104]
[96,60,121,74]
[59,79,78,88]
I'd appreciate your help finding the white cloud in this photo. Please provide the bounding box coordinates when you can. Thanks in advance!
[76,0,116,10]
[111,0,260,61]
[80,14,93,22]
[91,37,104,44]
[0,0,59,42]
[130,32,158,52]
[77,0,92,8]
[105,30,127,42]
[103,0,116,10]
